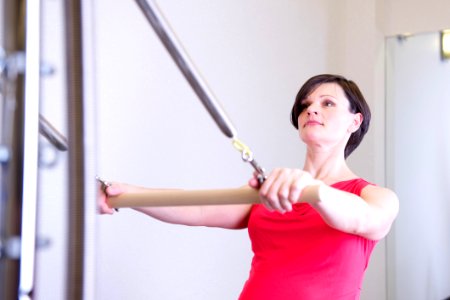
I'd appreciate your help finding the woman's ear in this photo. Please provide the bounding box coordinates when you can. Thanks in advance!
[348,112,363,133]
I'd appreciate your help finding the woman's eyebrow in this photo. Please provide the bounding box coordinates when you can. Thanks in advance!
[319,94,337,99]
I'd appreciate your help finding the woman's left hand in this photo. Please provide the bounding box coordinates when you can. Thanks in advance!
[249,168,318,213]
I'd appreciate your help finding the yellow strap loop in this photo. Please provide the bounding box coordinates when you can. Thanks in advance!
[232,138,253,161]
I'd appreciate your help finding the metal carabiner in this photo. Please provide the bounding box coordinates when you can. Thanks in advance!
[233,138,267,185]
[241,152,267,185]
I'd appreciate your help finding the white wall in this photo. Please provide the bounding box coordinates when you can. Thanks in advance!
[381,0,450,36]
[386,31,450,300]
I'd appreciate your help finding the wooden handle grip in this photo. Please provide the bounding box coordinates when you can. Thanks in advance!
[107,186,260,208]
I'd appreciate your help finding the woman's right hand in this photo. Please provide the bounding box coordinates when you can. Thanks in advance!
[250,168,320,214]
[98,181,147,214]
[97,181,132,215]
[97,180,115,215]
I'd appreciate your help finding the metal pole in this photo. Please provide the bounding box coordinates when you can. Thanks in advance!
[64,0,97,299]
[134,0,237,139]
[133,0,267,182]
[18,0,41,298]
[64,0,84,300]
[64,0,85,298]
[0,1,26,299]
[39,114,69,151]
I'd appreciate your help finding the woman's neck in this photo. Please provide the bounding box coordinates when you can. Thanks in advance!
[303,150,356,185]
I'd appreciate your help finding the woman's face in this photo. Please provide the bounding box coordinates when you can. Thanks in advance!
[297,83,362,149]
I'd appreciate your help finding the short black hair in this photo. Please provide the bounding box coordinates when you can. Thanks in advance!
[290,74,371,158]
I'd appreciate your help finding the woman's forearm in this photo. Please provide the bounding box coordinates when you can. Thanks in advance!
[303,184,398,240]
[133,203,252,229]
[104,184,254,229]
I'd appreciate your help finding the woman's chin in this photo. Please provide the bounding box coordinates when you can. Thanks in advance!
[300,133,321,144]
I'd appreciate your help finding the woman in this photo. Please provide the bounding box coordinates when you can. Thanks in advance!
[99,74,399,299]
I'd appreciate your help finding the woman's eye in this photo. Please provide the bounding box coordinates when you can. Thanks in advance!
[323,100,334,107]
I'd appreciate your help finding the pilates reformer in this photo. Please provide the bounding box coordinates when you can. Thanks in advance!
[99,0,267,208]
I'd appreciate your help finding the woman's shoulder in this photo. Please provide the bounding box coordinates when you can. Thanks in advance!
[332,178,399,215]
[331,178,372,195]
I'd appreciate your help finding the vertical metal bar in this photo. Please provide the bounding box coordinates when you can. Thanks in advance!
[18,0,41,298]
[64,0,85,298]
[64,0,97,299]
[0,1,26,299]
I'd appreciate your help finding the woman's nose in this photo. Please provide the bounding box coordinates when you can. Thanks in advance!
[306,106,319,115]
[305,102,320,115]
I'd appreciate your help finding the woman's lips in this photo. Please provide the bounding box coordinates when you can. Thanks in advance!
[304,120,323,127]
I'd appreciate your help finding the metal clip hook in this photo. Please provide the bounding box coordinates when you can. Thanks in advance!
[233,138,267,185]
[95,176,111,193]
[241,152,267,185]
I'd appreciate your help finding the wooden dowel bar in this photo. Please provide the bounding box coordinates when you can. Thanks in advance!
[108,187,260,208]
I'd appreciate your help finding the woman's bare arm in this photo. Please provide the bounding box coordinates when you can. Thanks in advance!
[255,168,399,240]
[99,183,253,229]
[303,184,399,240]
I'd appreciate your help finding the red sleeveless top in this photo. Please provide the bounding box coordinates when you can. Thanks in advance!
[239,179,377,300]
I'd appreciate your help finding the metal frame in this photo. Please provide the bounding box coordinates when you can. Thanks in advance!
[64,0,97,299]
[0,1,41,299]
[18,0,41,298]
[1,1,27,299]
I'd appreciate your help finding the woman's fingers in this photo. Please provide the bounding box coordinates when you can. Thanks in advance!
[258,168,313,213]
[97,181,126,214]
[260,168,288,213]
[248,177,261,189]
[104,183,125,196]
[288,170,306,204]
[98,200,115,215]
[97,183,114,214]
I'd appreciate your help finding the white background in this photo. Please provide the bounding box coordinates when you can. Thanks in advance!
[386,32,450,300]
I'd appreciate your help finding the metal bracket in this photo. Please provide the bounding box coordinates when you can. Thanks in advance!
[0,145,10,164]
[0,236,51,260]
[0,47,54,80]
[0,49,26,80]
[0,236,21,260]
